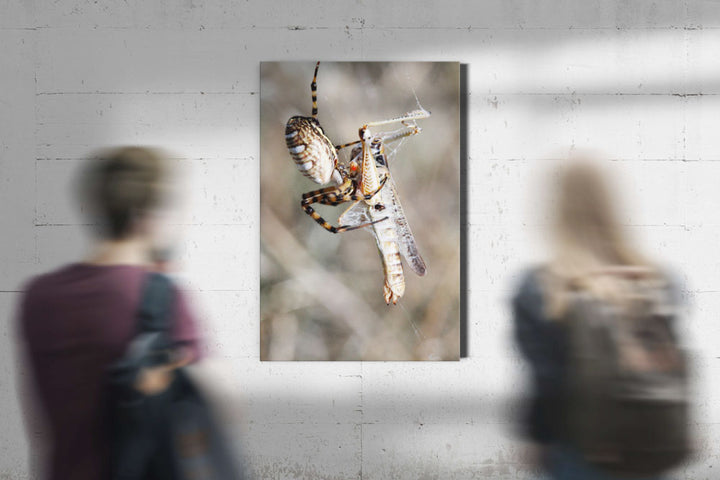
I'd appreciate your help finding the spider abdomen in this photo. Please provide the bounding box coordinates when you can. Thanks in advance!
[285,116,337,185]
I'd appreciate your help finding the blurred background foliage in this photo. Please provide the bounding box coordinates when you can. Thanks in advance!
[260,62,460,360]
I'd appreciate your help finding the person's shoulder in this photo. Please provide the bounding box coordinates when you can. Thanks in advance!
[148,273,194,311]
[21,263,78,297]
[657,264,683,287]
[510,264,551,323]
[148,272,185,295]
[512,265,546,303]
[650,263,685,306]
[16,264,81,334]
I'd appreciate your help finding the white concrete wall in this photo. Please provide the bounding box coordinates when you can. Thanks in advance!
[2,1,719,478]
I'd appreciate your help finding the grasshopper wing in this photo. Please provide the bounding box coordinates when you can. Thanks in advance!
[385,177,427,276]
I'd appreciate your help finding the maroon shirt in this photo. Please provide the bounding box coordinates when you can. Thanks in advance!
[17,263,202,480]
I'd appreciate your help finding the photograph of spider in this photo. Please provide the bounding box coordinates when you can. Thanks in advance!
[261,61,460,361]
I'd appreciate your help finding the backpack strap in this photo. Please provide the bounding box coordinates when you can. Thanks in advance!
[107,273,176,391]
[587,265,658,278]
[136,272,175,335]
[125,272,176,367]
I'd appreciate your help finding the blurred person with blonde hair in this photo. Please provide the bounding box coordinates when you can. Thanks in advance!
[512,156,690,479]
[16,147,202,479]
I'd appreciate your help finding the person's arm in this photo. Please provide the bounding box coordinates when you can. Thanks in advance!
[511,269,567,445]
[14,279,50,478]
[169,285,204,362]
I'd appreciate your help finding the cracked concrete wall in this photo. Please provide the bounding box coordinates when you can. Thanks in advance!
[1,1,719,478]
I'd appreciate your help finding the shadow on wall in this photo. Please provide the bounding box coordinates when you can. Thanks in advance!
[223,391,537,480]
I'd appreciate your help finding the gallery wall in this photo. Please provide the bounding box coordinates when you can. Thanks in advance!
[1,1,719,478]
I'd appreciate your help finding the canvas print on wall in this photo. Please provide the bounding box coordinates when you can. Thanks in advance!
[260,61,460,361]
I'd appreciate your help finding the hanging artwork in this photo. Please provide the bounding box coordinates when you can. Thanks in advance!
[260,61,460,361]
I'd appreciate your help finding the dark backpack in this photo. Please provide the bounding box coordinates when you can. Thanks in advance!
[107,273,243,480]
[562,270,691,477]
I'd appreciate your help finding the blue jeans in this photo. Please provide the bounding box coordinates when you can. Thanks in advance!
[540,446,667,480]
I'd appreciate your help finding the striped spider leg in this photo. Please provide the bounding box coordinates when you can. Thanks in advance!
[299,175,389,233]
[339,119,429,304]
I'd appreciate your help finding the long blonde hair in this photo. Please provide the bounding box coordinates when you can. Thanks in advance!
[543,157,657,318]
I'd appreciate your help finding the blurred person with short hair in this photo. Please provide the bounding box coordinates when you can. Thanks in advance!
[16,147,202,479]
[511,157,691,480]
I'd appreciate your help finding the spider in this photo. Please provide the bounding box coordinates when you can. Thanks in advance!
[284,61,429,234]
[285,61,344,186]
